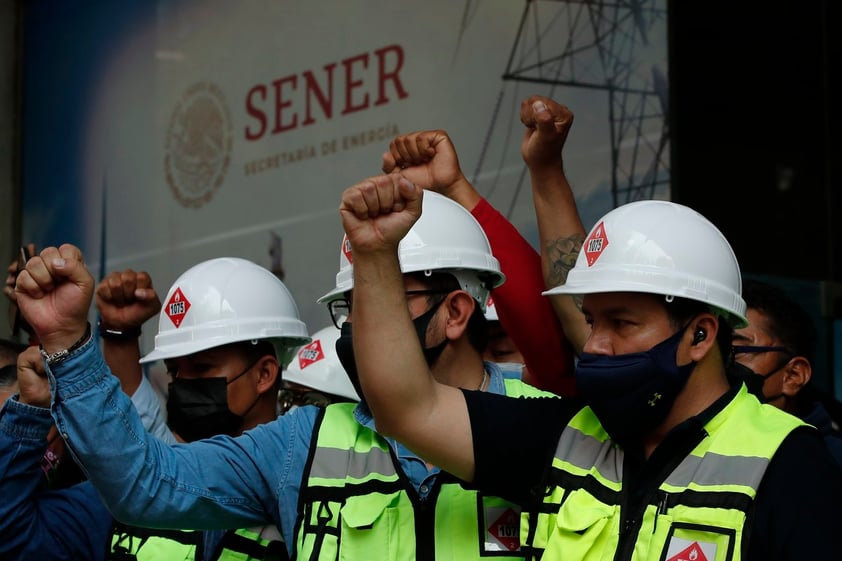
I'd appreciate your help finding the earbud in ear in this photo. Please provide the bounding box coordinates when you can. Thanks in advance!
[692,328,707,345]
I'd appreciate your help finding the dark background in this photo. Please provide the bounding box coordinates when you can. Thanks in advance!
[669,1,840,282]
[668,1,841,395]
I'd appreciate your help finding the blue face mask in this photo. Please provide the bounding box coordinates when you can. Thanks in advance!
[575,326,696,445]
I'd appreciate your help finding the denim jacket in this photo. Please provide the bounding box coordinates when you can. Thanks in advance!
[0,360,173,560]
[46,336,521,559]
[0,397,112,560]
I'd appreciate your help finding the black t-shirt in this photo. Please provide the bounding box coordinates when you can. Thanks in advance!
[463,388,842,561]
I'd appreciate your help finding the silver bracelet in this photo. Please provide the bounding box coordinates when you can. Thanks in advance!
[39,322,92,366]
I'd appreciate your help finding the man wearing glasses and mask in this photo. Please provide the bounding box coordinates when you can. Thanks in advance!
[733,277,842,466]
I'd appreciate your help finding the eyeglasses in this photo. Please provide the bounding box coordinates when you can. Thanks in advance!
[732,345,794,361]
[278,388,333,414]
[327,289,449,329]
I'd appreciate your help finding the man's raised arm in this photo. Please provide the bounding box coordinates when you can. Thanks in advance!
[340,174,477,481]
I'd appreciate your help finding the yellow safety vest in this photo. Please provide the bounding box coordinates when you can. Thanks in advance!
[110,523,287,561]
[295,378,554,561]
[524,386,805,561]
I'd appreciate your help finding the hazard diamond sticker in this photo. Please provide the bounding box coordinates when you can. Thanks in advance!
[342,235,353,264]
[486,507,520,552]
[584,221,609,266]
[298,340,325,369]
[666,539,714,561]
[165,287,191,328]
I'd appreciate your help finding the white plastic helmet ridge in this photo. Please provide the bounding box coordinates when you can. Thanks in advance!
[284,324,360,402]
[140,257,310,367]
[544,200,748,328]
[318,190,506,311]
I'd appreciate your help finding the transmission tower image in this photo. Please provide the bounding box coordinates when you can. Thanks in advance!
[469,0,669,220]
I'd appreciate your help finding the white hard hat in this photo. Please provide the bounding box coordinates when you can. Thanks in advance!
[140,257,310,366]
[284,325,360,401]
[544,200,748,328]
[318,190,505,311]
[484,295,499,321]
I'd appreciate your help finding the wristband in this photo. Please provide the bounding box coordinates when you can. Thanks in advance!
[97,320,142,341]
[40,322,92,366]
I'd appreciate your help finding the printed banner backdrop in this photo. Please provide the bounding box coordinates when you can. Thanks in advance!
[22,0,669,348]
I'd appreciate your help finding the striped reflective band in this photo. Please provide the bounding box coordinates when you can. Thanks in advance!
[310,444,397,481]
[554,425,769,490]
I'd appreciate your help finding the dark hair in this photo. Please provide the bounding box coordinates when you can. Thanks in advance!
[230,339,282,390]
[662,296,734,366]
[406,271,489,354]
[233,339,278,362]
[741,278,816,363]
[739,278,842,419]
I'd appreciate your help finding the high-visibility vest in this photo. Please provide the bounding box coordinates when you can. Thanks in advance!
[294,378,554,561]
[523,387,805,561]
[110,523,288,561]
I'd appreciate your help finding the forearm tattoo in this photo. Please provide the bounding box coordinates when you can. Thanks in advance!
[545,234,585,310]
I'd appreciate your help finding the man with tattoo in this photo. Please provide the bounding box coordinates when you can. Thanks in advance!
[342,97,842,561]
[380,120,579,396]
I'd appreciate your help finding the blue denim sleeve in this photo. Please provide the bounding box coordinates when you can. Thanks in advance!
[0,398,112,561]
[48,337,312,536]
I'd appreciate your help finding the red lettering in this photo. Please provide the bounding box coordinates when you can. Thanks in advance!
[244,85,268,141]
[271,75,298,133]
[374,44,408,105]
[302,63,336,126]
[341,53,369,115]
[243,44,410,140]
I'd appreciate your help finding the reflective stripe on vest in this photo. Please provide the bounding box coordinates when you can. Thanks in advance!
[296,379,552,561]
[524,386,805,561]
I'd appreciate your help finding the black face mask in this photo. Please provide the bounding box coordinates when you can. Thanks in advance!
[575,327,696,445]
[735,358,790,403]
[166,360,258,442]
[411,297,449,367]
[334,322,362,398]
[335,297,449,400]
